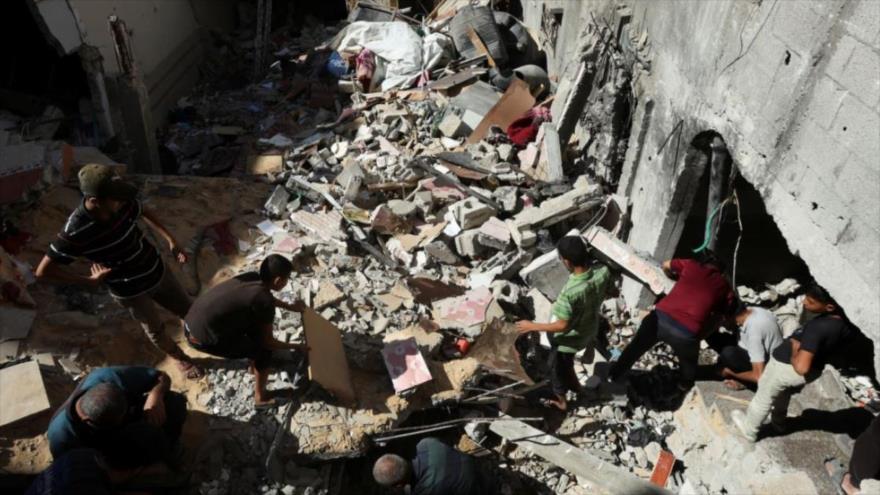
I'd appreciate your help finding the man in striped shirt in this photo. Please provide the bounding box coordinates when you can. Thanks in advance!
[35,164,202,379]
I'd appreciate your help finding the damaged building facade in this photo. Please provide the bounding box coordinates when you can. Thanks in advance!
[1,0,879,494]
[522,0,880,379]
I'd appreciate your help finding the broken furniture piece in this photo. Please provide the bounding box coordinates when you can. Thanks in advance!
[302,307,356,405]
[582,226,675,296]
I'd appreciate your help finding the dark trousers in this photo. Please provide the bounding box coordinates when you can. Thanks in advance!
[706,331,752,373]
[108,391,188,468]
[186,324,272,370]
[549,348,579,396]
[609,310,700,387]
[850,416,880,488]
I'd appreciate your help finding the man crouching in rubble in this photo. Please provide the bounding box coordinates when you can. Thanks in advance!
[35,164,202,379]
[731,284,853,442]
[47,366,187,474]
[515,236,612,411]
[183,254,308,409]
[373,437,492,494]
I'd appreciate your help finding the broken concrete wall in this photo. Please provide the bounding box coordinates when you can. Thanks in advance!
[524,0,880,379]
[31,0,237,164]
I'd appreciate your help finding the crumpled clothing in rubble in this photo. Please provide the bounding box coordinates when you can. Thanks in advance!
[507,106,552,147]
[356,48,376,91]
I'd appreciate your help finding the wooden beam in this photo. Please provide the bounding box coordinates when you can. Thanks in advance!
[489,418,672,495]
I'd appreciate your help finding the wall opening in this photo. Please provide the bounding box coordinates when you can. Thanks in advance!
[0,0,94,144]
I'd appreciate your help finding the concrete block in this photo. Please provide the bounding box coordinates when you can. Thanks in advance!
[455,228,486,258]
[0,360,50,427]
[825,34,860,85]
[519,249,570,301]
[766,0,826,51]
[438,113,469,138]
[537,123,565,182]
[837,38,880,107]
[844,1,880,45]
[451,198,497,230]
[833,159,880,228]
[264,185,290,219]
[509,184,603,242]
[830,94,880,168]
[425,240,460,265]
[583,226,675,296]
[805,76,847,130]
[493,186,520,213]
[476,217,512,250]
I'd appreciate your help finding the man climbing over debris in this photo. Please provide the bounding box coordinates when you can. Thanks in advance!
[731,284,853,442]
[372,437,491,495]
[515,236,612,411]
[608,250,735,391]
[35,164,202,379]
[47,366,187,473]
[706,301,783,389]
[183,254,308,409]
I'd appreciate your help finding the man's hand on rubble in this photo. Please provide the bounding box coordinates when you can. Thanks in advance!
[88,264,112,285]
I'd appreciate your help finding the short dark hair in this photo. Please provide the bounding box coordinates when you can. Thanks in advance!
[697,249,727,272]
[732,300,749,316]
[557,236,590,267]
[805,283,839,309]
[79,383,127,427]
[259,254,293,284]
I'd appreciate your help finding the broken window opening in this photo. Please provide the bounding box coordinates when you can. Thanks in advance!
[674,163,812,289]
[0,0,95,145]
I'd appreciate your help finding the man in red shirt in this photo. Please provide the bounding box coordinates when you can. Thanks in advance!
[608,250,735,390]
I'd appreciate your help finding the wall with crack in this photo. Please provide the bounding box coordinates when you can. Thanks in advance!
[522,0,880,378]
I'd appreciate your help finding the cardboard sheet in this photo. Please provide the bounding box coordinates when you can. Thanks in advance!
[302,308,356,405]
[467,78,535,144]
[0,360,51,427]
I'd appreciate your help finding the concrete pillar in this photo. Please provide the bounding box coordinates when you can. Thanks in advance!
[706,136,730,251]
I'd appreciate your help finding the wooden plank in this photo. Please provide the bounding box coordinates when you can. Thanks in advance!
[466,27,496,68]
[466,78,535,144]
[489,418,672,495]
[302,308,356,405]
[0,360,51,427]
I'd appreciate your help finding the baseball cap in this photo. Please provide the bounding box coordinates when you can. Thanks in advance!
[78,164,137,201]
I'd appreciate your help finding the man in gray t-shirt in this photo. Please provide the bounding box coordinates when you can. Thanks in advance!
[708,303,783,389]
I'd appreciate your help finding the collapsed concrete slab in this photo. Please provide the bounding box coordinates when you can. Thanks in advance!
[508,184,603,247]
[582,226,674,296]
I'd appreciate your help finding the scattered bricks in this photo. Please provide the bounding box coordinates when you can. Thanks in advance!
[439,113,469,138]
[497,143,515,162]
[413,191,435,216]
[451,198,497,229]
[314,281,345,310]
[508,184,603,246]
[493,186,521,213]
[370,204,412,235]
[454,229,486,258]
[386,199,417,218]
[518,249,570,300]
[425,240,461,265]
[264,185,290,219]
[529,123,564,182]
[583,226,675,296]
[343,174,362,201]
[476,217,512,250]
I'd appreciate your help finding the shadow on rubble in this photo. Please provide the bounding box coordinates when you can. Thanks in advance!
[625,366,690,412]
[759,407,874,440]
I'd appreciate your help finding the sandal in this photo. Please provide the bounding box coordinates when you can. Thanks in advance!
[824,457,847,495]
[176,360,204,380]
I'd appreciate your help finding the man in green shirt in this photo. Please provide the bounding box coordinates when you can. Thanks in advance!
[516,236,612,411]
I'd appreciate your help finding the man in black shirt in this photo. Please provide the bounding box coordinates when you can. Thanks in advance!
[35,165,201,378]
[184,255,307,408]
[731,284,852,442]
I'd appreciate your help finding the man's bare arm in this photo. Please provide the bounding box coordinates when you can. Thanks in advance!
[34,255,110,286]
[724,361,765,384]
[142,208,187,263]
